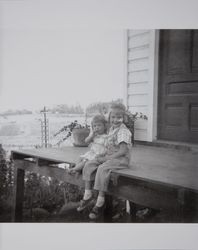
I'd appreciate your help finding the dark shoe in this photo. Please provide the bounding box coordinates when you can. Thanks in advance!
[77,198,93,212]
[89,205,105,220]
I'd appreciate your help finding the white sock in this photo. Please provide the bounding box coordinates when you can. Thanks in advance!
[83,189,92,200]
[96,196,105,207]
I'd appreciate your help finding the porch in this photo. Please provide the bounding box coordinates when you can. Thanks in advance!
[11,143,198,222]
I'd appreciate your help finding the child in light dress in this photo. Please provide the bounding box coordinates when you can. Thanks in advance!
[77,103,132,219]
[68,114,107,174]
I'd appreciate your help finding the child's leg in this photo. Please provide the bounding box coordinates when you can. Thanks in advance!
[95,191,105,207]
[89,159,128,219]
[77,160,98,212]
[77,160,99,212]
[89,190,106,219]
[77,180,93,212]
[82,159,99,199]
[68,159,86,173]
[83,181,92,200]
[94,159,128,193]
[85,180,92,190]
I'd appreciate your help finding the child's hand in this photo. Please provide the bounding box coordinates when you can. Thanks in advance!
[92,128,99,137]
[93,130,98,136]
[95,153,112,163]
[96,155,107,163]
[85,129,95,143]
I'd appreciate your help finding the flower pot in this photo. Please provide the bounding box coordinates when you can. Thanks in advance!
[72,128,90,147]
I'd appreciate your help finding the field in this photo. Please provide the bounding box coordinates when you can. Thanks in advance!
[0,113,91,154]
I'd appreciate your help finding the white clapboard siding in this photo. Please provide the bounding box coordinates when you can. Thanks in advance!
[128,30,149,37]
[128,94,148,107]
[126,29,158,141]
[128,32,150,49]
[128,70,149,83]
[128,58,149,72]
[128,82,149,95]
[128,46,149,60]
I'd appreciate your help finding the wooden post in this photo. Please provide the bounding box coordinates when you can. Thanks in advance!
[12,163,25,222]
[128,201,138,222]
[176,188,197,222]
[104,194,113,222]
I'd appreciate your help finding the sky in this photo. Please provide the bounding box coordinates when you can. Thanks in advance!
[0,1,125,112]
[1,0,197,113]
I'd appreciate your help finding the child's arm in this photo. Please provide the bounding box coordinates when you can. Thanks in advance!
[107,127,131,159]
[106,142,128,159]
[85,131,95,144]
[96,142,128,163]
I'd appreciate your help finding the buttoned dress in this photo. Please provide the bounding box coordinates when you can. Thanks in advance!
[82,123,132,192]
[81,134,107,161]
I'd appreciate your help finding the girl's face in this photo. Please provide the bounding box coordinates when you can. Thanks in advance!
[110,109,124,128]
[92,121,105,135]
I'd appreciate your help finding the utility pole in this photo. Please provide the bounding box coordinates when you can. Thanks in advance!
[40,106,49,148]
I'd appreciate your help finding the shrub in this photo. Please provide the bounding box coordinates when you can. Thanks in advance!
[24,173,83,214]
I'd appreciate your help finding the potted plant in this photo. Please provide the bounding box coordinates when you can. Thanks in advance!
[125,111,148,145]
[53,120,90,147]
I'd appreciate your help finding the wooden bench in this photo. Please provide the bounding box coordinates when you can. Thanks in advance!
[11,146,198,222]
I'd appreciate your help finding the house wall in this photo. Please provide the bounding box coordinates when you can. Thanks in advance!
[125,30,159,141]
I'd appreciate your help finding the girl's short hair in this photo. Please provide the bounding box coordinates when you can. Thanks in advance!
[91,114,108,132]
[109,102,126,112]
[108,103,128,123]
[108,102,134,143]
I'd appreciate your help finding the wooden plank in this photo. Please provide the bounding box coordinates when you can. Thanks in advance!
[113,158,198,192]
[109,175,179,211]
[112,169,198,194]
[12,147,88,165]
[108,175,198,215]
[12,145,198,192]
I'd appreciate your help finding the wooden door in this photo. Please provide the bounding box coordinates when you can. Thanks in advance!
[158,30,198,143]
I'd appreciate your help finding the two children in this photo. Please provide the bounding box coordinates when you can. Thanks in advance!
[69,103,132,220]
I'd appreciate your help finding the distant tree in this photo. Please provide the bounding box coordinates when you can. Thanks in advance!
[86,99,123,115]
[50,104,84,114]
[0,109,32,116]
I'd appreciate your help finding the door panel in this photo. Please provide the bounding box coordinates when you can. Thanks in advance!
[192,31,198,72]
[158,30,198,143]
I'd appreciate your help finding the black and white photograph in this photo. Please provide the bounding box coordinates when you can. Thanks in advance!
[0,0,198,250]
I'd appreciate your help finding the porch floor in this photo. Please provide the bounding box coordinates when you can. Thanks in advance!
[125,143,198,192]
[12,143,198,192]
